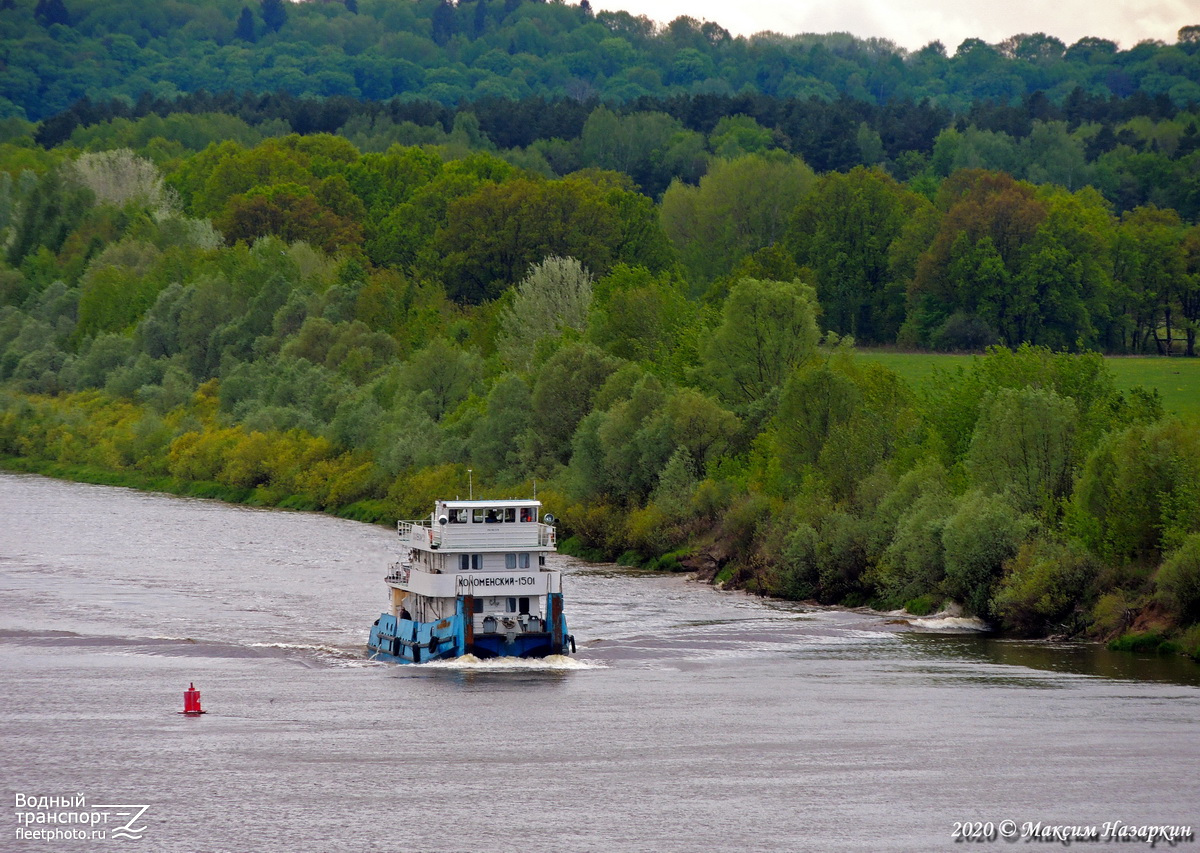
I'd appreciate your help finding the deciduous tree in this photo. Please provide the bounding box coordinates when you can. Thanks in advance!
[966,386,1076,516]
[702,277,819,404]
[661,153,816,286]
[434,178,618,303]
[786,167,927,343]
[496,256,593,371]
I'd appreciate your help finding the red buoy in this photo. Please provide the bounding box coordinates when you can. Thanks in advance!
[181,683,205,716]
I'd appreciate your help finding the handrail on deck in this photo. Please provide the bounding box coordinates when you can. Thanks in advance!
[397,518,556,548]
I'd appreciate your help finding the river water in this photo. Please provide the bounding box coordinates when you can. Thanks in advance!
[1,472,1197,852]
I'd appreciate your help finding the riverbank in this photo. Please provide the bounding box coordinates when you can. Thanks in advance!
[7,452,1199,666]
[0,454,396,524]
[5,469,1197,851]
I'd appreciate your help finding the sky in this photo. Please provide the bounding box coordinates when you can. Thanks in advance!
[591,0,1197,52]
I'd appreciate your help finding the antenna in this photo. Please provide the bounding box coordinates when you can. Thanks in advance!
[468,468,473,500]
[533,478,537,500]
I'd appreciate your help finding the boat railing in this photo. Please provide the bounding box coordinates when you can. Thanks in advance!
[397,519,556,549]
[385,562,411,585]
[397,519,441,548]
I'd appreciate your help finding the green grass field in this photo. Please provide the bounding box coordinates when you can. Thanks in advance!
[857,350,1200,419]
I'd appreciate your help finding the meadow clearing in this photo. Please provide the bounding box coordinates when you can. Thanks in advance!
[857,350,1200,419]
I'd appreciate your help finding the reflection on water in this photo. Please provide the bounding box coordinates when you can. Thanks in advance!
[901,633,1200,687]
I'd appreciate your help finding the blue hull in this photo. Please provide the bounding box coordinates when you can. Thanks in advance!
[367,594,572,664]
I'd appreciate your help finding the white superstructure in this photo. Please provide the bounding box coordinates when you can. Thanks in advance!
[368,499,571,661]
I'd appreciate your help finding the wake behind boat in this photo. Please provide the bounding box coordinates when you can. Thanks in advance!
[366,499,574,663]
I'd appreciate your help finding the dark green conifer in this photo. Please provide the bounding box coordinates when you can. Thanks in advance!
[431,0,457,46]
[260,0,287,33]
[236,6,257,42]
[34,0,71,27]
[472,0,488,39]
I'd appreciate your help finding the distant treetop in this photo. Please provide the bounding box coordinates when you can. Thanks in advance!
[1,0,1198,121]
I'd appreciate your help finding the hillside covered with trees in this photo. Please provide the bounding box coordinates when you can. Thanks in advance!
[3,0,1200,657]
[4,0,1200,121]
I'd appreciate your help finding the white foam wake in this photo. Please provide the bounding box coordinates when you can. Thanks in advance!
[249,641,359,658]
[908,615,990,632]
[419,653,605,671]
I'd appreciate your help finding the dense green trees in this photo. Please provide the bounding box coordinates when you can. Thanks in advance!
[3,7,1200,655]
[661,153,815,286]
[773,352,914,500]
[1070,418,1200,564]
[702,277,819,404]
[5,1,1200,229]
[496,256,593,371]
[966,386,1076,515]
[786,167,926,342]
[433,175,654,302]
[1,121,1196,391]
[7,0,1200,125]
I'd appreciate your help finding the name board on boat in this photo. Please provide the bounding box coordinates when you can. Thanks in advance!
[457,574,539,590]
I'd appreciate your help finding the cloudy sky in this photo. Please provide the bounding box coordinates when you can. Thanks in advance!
[592,0,1196,52]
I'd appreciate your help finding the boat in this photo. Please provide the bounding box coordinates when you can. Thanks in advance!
[366,499,574,663]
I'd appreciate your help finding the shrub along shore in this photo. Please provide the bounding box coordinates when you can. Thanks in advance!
[4,341,1199,663]
[3,40,1200,661]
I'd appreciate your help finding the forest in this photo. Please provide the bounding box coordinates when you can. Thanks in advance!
[4,0,1200,121]
[2,0,1200,658]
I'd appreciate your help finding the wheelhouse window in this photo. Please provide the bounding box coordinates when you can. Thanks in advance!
[520,507,536,522]
[448,508,468,523]
[481,507,517,523]
[473,508,484,523]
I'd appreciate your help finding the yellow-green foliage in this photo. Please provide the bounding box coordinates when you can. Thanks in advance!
[554,498,627,560]
[624,504,675,556]
[385,463,470,521]
[1178,624,1200,661]
[0,390,168,472]
[1090,590,1139,637]
[0,386,384,513]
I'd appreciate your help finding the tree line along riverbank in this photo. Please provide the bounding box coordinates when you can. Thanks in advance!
[3,54,1200,659]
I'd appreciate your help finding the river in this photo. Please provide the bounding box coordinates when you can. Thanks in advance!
[1,472,1197,852]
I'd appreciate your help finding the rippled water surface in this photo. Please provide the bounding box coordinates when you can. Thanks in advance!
[2,473,1198,852]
